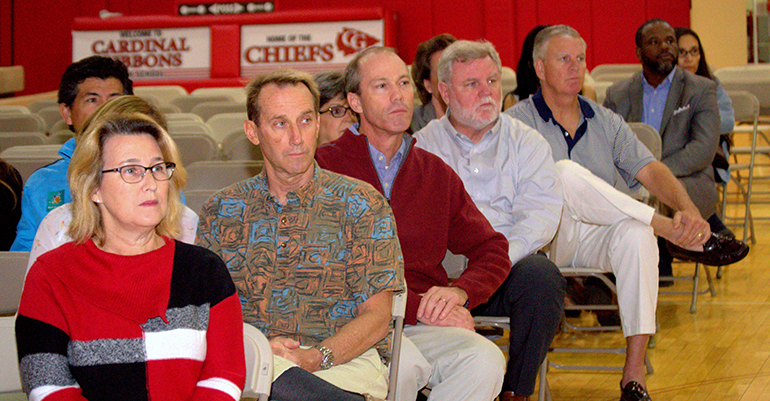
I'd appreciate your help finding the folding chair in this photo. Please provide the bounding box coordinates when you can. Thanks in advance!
[0,132,47,152]
[501,66,517,101]
[590,64,642,83]
[167,120,215,138]
[37,106,63,132]
[594,81,614,105]
[0,105,30,115]
[0,114,46,133]
[714,67,770,212]
[207,112,248,145]
[1,145,62,183]
[0,316,22,394]
[133,85,188,105]
[243,323,272,401]
[0,252,29,315]
[721,91,760,245]
[48,130,75,145]
[165,113,204,123]
[49,120,69,134]
[170,133,219,167]
[183,189,217,215]
[220,130,263,161]
[387,289,407,401]
[628,123,715,313]
[714,64,770,115]
[170,94,234,113]
[2,156,61,183]
[191,87,247,104]
[27,98,58,114]
[185,160,263,191]
[191,102,245,122]
[0,144,61,159]
[156,103,182,114]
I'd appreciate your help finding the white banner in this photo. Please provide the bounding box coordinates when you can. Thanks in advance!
[241,19,384,77]
[72,27,211,80]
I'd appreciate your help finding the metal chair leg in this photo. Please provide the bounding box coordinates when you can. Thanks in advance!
[538,357,551,401]
[690,263,700,313]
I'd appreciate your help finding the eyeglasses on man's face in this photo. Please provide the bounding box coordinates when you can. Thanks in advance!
[101,162,176,184]
[320,105,352,118]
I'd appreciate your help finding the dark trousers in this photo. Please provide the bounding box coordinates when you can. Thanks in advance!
[270,367,365,401]
[472,252,566,396]
[658,213,731,276]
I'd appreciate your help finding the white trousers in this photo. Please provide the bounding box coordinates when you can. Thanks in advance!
[550,160,658,337]
[393,335,432,401]
[401,324,505,401]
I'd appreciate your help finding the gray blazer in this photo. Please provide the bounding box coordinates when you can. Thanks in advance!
[604,68,720,218]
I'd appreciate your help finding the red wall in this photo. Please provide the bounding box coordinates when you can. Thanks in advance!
[4,0,689,96]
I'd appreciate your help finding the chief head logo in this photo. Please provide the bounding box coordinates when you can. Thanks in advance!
[336,27,380,56]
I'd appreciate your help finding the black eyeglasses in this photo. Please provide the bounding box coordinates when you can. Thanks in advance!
[320,105,351,118]
[678,48,700,58]
[101,162,176,184]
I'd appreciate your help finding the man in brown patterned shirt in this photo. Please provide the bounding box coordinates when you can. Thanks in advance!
[197,69,406,401]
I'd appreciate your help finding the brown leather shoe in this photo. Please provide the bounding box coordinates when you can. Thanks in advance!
[499,391,529,401]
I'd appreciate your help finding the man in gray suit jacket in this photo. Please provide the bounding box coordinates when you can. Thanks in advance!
[604,18,746,277]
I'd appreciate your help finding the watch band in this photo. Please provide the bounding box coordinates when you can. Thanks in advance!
[314,345,334,370]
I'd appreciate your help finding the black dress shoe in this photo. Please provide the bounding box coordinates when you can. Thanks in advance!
[667,232,749,266]
[620,381,651,401]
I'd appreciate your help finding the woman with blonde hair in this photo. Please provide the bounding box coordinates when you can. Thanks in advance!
[25,95,199,270]
[16,110,245,401]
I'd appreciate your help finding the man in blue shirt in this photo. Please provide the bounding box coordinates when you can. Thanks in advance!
[11,56,132,251]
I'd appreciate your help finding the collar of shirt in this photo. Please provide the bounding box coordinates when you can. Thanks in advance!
[532,89,595,156]
[439,109,501,153]
[641,66,677,132]
[254,162,320,210]
[350,122,412,197]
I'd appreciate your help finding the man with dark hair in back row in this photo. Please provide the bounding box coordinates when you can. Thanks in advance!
[11,55,132,251]
[604,18,748,279]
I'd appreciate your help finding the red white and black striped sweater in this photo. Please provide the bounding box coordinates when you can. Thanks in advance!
[16,237,245,401]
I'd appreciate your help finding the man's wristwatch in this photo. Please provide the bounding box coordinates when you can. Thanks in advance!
[314,345,334,370]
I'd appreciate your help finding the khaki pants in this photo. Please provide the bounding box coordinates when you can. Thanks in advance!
[273,347,389,399]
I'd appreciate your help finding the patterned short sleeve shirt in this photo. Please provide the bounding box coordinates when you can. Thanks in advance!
[197,164,405,358]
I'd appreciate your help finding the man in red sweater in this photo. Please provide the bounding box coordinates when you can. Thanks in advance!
[316,46,566,401]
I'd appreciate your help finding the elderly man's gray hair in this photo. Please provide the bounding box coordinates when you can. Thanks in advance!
[436,40,502,84]
[532,25,586,61]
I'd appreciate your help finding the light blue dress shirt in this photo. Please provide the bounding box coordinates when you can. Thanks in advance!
[414,113,563,265]
[349,123,410,199]
[642,66,677,133]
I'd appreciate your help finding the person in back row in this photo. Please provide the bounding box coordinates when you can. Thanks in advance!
[675,26,734,185]
[314,70,357,145]
[410,33,456,133]
[11,55,132,251]
[603,19,748,278]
